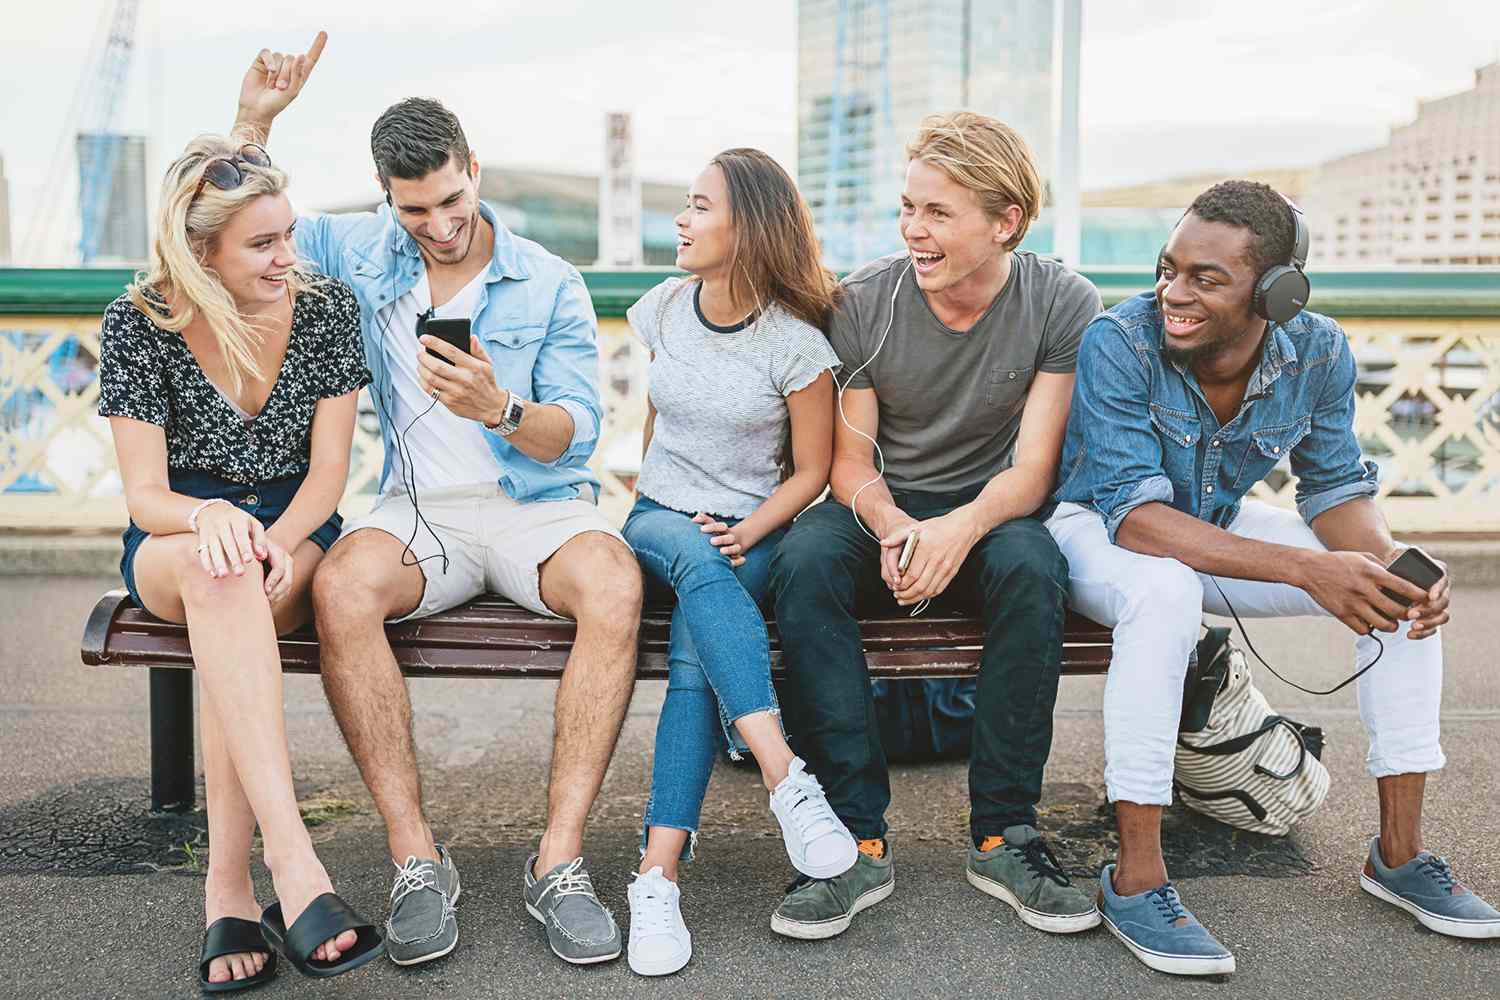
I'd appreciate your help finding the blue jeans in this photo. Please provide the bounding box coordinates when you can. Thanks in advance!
[622,494,786,861]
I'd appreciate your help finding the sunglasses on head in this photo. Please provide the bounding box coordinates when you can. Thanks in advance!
[190,144,273,204]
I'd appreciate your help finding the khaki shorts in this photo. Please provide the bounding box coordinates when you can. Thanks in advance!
[340,484,625,622]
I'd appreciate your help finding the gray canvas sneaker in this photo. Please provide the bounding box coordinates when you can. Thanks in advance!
[1361,836,1500,939]
[386,845,461,966]
[770,842,894,940]
[523,855,623,964]
[966,825,1100,933]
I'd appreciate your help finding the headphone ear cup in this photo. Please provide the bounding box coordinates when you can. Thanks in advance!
[1253,266,1310,324]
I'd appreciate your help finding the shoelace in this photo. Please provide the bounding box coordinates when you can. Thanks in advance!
[1148,884,1189,926]
[1417,855,1459,892]
[390,856,439,906]
[776,771,843,843]
[1012,837,1070,888]
[543,858,602,902]
[630,874,678,935]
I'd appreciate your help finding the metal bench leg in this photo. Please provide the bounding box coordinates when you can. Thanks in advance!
[149,667,195,813]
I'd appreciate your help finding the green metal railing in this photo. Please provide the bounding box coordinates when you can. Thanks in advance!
[2,266,1498,531]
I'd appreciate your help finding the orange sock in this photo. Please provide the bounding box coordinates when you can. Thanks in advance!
[857,838,885,860]
[978,835,1006,852]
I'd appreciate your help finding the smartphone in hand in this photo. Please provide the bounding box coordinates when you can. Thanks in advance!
[419,316,471,363]
[1383,546,1444,607]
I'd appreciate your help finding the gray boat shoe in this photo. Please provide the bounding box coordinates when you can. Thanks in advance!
[385,845,461,966]
[523,855,622,965]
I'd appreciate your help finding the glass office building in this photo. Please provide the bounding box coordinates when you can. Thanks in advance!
[798,0,1056,269]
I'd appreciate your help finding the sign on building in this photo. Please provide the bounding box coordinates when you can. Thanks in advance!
[598,112,643,267]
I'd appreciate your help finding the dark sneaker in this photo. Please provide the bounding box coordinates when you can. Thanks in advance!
[523,855,622,964]
[771,840,894,940]
[966,825,1100,934]
[1360,836,1500,939]
[385,845,460,966]
[1099,864,1235,976]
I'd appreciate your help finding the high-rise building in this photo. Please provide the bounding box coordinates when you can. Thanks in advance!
[798,0,1056,268]
[1303,62,1500,266]
[75,132,149,265]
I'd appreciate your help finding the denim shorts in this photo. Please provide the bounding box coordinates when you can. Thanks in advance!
[120,469,343,609]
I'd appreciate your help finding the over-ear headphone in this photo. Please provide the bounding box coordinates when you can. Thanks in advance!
[1156,196,1311,325]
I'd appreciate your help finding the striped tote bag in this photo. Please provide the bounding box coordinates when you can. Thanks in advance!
[1173,632,1330,836]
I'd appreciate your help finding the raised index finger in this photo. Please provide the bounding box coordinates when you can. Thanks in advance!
[305,30,327,66]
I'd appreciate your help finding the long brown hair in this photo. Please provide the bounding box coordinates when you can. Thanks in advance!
[706,147,840,331]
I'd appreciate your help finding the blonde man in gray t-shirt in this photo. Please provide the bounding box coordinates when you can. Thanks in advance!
[769,112,1103,942]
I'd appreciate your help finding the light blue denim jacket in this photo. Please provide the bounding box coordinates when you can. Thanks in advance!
[296,200,603,502]
[1053,291,1378,542]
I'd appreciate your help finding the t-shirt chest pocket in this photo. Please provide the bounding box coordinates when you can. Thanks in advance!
[986,365,1033,410]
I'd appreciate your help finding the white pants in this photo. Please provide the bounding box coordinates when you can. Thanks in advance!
[1045,500,1445,806]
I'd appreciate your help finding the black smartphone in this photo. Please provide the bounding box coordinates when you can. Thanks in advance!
[1383,546,1445,607]
[419,316,471,363]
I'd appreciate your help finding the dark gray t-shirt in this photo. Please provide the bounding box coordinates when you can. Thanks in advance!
[831,250,1100,494]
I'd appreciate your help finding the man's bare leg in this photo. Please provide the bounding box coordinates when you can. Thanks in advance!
[1370,772,1426,871]
[532,531,642,874]
[310,528,434,864]
[1113,802,1170,895]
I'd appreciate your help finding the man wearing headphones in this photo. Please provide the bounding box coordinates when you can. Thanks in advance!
[231,35,641,968]
[1048,180,1497,975]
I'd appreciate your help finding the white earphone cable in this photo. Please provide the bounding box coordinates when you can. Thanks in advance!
[834,259,928,615]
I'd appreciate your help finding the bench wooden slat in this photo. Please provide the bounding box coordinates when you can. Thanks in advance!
[82,590,1114,678]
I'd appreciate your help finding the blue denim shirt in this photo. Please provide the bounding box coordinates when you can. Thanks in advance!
[1053,291,1378,542]
[296,200,603,502]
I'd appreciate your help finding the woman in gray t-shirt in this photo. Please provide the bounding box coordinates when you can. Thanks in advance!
[619,148,854,976]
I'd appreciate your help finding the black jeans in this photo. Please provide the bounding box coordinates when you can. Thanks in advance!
[769,490,1068,843]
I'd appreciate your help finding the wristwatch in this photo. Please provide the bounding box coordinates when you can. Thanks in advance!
[485,391,526,437]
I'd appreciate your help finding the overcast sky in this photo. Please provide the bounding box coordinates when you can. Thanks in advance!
[3,0,1498,262]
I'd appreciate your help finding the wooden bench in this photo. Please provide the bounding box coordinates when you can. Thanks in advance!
[80,590,1114,812]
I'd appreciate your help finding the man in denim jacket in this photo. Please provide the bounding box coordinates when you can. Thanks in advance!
[1049,180,1498,974]
[232,35,640,968]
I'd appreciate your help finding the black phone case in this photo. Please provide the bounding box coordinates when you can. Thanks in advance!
[1382,548,1444,607]
[423,319,471,362]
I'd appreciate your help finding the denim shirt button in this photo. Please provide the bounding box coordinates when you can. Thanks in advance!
[245,493,260,507]
[1272,446,1281,454]
[1205,485,1214,495]
[1211,438,1221,447]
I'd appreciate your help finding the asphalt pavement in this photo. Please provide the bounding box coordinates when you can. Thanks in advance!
[2,573,1498,999]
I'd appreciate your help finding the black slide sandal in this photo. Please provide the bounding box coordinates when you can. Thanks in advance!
[199,916,277,993]
[259,893,384,978]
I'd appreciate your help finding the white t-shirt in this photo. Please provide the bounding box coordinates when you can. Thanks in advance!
[379,268,505,493]
[626,278,841,518]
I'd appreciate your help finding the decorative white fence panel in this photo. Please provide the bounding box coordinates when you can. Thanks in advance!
[2,313,1497,532]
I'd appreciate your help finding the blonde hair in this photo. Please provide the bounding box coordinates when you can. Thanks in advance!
[905,111,1043,252]
[128,134,316,392]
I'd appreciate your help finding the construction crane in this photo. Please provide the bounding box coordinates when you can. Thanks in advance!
[76,0,142,265]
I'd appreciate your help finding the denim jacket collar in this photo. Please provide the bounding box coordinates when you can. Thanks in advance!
[373,200,530,283]
[1170,321,1300,405]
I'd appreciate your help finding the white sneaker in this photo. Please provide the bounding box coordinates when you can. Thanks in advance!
[769,757,859,879]
[626,866,691,977]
